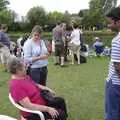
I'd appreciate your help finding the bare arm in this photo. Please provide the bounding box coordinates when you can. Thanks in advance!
[114,62,120,77]
[36,84,55,94]
[19,97,59,118]
[32,54,48,62]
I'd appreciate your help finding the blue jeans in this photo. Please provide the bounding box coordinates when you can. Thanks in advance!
[105,80,120,120]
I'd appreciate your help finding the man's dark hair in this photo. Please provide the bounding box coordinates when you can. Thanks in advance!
[106,7,120,21]
[73,23,79,29]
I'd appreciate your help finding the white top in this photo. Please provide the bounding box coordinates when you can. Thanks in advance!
[70,29,81,45]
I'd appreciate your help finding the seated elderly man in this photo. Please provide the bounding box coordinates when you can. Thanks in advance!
[8,58,67,120]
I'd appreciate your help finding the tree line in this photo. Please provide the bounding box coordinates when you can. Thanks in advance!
[0,0,118,32]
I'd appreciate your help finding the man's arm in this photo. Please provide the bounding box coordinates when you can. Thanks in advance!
[114,62,120,77]
[0,32,10,48]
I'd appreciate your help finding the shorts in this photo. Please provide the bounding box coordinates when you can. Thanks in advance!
[55,44,65,56]
[68,42,80,53]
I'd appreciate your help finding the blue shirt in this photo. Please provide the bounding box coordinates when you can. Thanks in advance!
[23,38,48,68]
[107,32,120,85]
[0,31,10,48]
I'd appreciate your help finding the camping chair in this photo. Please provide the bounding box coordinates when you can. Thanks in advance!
[0,115,17,120]
[9,93,45,120]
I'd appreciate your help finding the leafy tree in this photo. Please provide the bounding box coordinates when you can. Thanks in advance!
[89,0,117,14]
[81,0,117,29]
[0,0,9,11]
[62,11,71,23]
[46,11,64,31]
[0,10,15,25]
[78,10,84,17]
[26,6,47,29]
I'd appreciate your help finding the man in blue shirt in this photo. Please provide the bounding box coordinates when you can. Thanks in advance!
[0,24,10,48]
[105,7,120,120]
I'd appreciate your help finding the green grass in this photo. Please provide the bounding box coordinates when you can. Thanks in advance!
[0,57,109,120]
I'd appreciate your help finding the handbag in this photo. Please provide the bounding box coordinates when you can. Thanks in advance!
[41,90,55,102]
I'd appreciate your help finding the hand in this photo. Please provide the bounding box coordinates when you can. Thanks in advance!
[40,55,48,59]
[45,52,50,56]
[47,107,59,119]
[44,86,55,95]
[36,84,55,95]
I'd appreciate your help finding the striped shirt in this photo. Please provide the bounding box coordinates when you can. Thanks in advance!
[107,32,120,85]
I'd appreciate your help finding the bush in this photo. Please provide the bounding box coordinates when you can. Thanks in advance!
[9,31,116,46]
[83,31,116,47]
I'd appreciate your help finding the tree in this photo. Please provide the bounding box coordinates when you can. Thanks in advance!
[78,10,84,17]
[0,10,15,25]
[81,0,117,30]
[26,6,47,29]
[62,11,71,23]
[89,0,117,14]
[0,0,9,11]
[46,11,64,31]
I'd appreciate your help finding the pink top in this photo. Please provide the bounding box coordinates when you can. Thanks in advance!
[9,76,46,118]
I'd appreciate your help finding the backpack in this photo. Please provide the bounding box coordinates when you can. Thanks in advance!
[80,44,87,52]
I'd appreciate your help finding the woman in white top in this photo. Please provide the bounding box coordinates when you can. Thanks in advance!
[68,23,81,64]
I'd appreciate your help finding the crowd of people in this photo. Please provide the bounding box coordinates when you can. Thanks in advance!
[1,7,120,120]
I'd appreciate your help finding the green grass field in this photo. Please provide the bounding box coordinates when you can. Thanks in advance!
[0,57,109,120]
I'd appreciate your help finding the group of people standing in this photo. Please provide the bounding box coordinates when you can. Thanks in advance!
[52,21,82,66]
[2,7,120,120]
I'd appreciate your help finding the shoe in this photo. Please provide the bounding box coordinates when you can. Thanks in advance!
[60,64,68,67]
[54,63,60,65]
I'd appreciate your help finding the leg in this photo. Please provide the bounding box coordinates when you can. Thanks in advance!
[27,114,41,120]
[60,44,65,66]
[55,45,60,64]
[71,51,74,64]
[30,68,41,84]
[47,97,68,120]
[105,80,120,120]
[76,47,80,64]
[39,67,48,86]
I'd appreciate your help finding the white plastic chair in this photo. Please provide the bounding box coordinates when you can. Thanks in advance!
[0,115,17,120]
[9,93,45,120]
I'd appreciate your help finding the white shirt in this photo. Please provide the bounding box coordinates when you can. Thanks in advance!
[70,29,80,45]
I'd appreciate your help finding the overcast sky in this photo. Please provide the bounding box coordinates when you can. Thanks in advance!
[8,0,120,16]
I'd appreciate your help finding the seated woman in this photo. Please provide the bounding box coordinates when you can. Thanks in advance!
[8,58,67,120]
[93,37,104,57]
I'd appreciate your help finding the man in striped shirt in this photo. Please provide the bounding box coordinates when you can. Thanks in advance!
[105,7,120,120]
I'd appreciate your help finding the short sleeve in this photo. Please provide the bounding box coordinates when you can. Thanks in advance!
[111,40,120,62]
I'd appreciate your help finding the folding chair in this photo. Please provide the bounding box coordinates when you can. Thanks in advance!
[9,93,45,120]
[0,115,17,120]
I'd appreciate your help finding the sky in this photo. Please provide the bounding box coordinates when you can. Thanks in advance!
[9,0,120,16]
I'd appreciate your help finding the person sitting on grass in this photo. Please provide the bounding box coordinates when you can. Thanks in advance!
[8,57,68,120]
[93,37,104,57]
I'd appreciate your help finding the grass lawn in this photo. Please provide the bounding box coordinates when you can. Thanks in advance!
[0,57,109,120]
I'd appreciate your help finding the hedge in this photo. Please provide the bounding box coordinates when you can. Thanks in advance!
[9,31,116,47]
